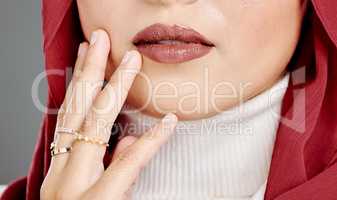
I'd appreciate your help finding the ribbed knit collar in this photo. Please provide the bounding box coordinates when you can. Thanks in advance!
[124,74,289,200]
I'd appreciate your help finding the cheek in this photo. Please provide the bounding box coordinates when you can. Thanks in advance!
[202,0,304,108]
[77,0,136,79]
[217,1,303,87]
[77,0,130,43]
[228,1,303,64]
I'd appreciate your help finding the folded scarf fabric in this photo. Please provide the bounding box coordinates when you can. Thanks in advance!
[1,1,337,200]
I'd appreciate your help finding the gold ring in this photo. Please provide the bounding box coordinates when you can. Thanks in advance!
[50,142,72,157]
[74,134,109,147]
[55,128,109,147]
[116,153,126,162]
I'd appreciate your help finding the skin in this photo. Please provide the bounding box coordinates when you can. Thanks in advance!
[42,1,308,199]
[41,31,178,200]
[76,0,307,120]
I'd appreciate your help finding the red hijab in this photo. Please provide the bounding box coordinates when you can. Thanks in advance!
[1,1,337,199]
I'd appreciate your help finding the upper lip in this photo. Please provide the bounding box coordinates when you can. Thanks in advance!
[132,23,214,47]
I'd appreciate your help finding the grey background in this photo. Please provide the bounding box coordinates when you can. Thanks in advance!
[0,0,46,184]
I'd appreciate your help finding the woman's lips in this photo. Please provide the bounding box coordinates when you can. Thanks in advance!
[132,23,214,64]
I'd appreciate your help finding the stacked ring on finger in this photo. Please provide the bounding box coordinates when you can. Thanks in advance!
[55,127,78,136]
[74,133,109,147]
[50,127,76,157]
[50,142,72,157]
[55,127,109,147]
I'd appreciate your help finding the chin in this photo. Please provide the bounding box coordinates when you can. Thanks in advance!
[126,91,238,121]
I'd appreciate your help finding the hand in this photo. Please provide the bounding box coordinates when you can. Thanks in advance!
[40,30,178,200]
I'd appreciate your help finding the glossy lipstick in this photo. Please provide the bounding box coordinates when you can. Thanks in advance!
[132,24,214,64]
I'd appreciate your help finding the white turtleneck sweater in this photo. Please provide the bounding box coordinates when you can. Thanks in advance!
[124,74,289,200]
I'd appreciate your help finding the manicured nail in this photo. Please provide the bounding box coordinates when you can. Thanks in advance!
[119,50,142,72]
[162,113,178,124]
[161,113,178,135]
[77,43,87,57]
[90,31,98,45]
[120,51,133,65]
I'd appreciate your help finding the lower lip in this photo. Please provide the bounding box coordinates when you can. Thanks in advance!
[135,43,213,64]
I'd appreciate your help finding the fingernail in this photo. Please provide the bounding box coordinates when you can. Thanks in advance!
[162,113,178,124]
[120,51,132,65]
[161,113,178,134]
[90,31,98,45]
[77,43,87,57]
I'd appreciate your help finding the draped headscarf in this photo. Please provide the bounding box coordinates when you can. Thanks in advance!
[1,1,337,199]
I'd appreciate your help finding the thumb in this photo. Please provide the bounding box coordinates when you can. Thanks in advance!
[111,136,138,200]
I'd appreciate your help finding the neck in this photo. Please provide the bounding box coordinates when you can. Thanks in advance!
[124,73,289,199]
